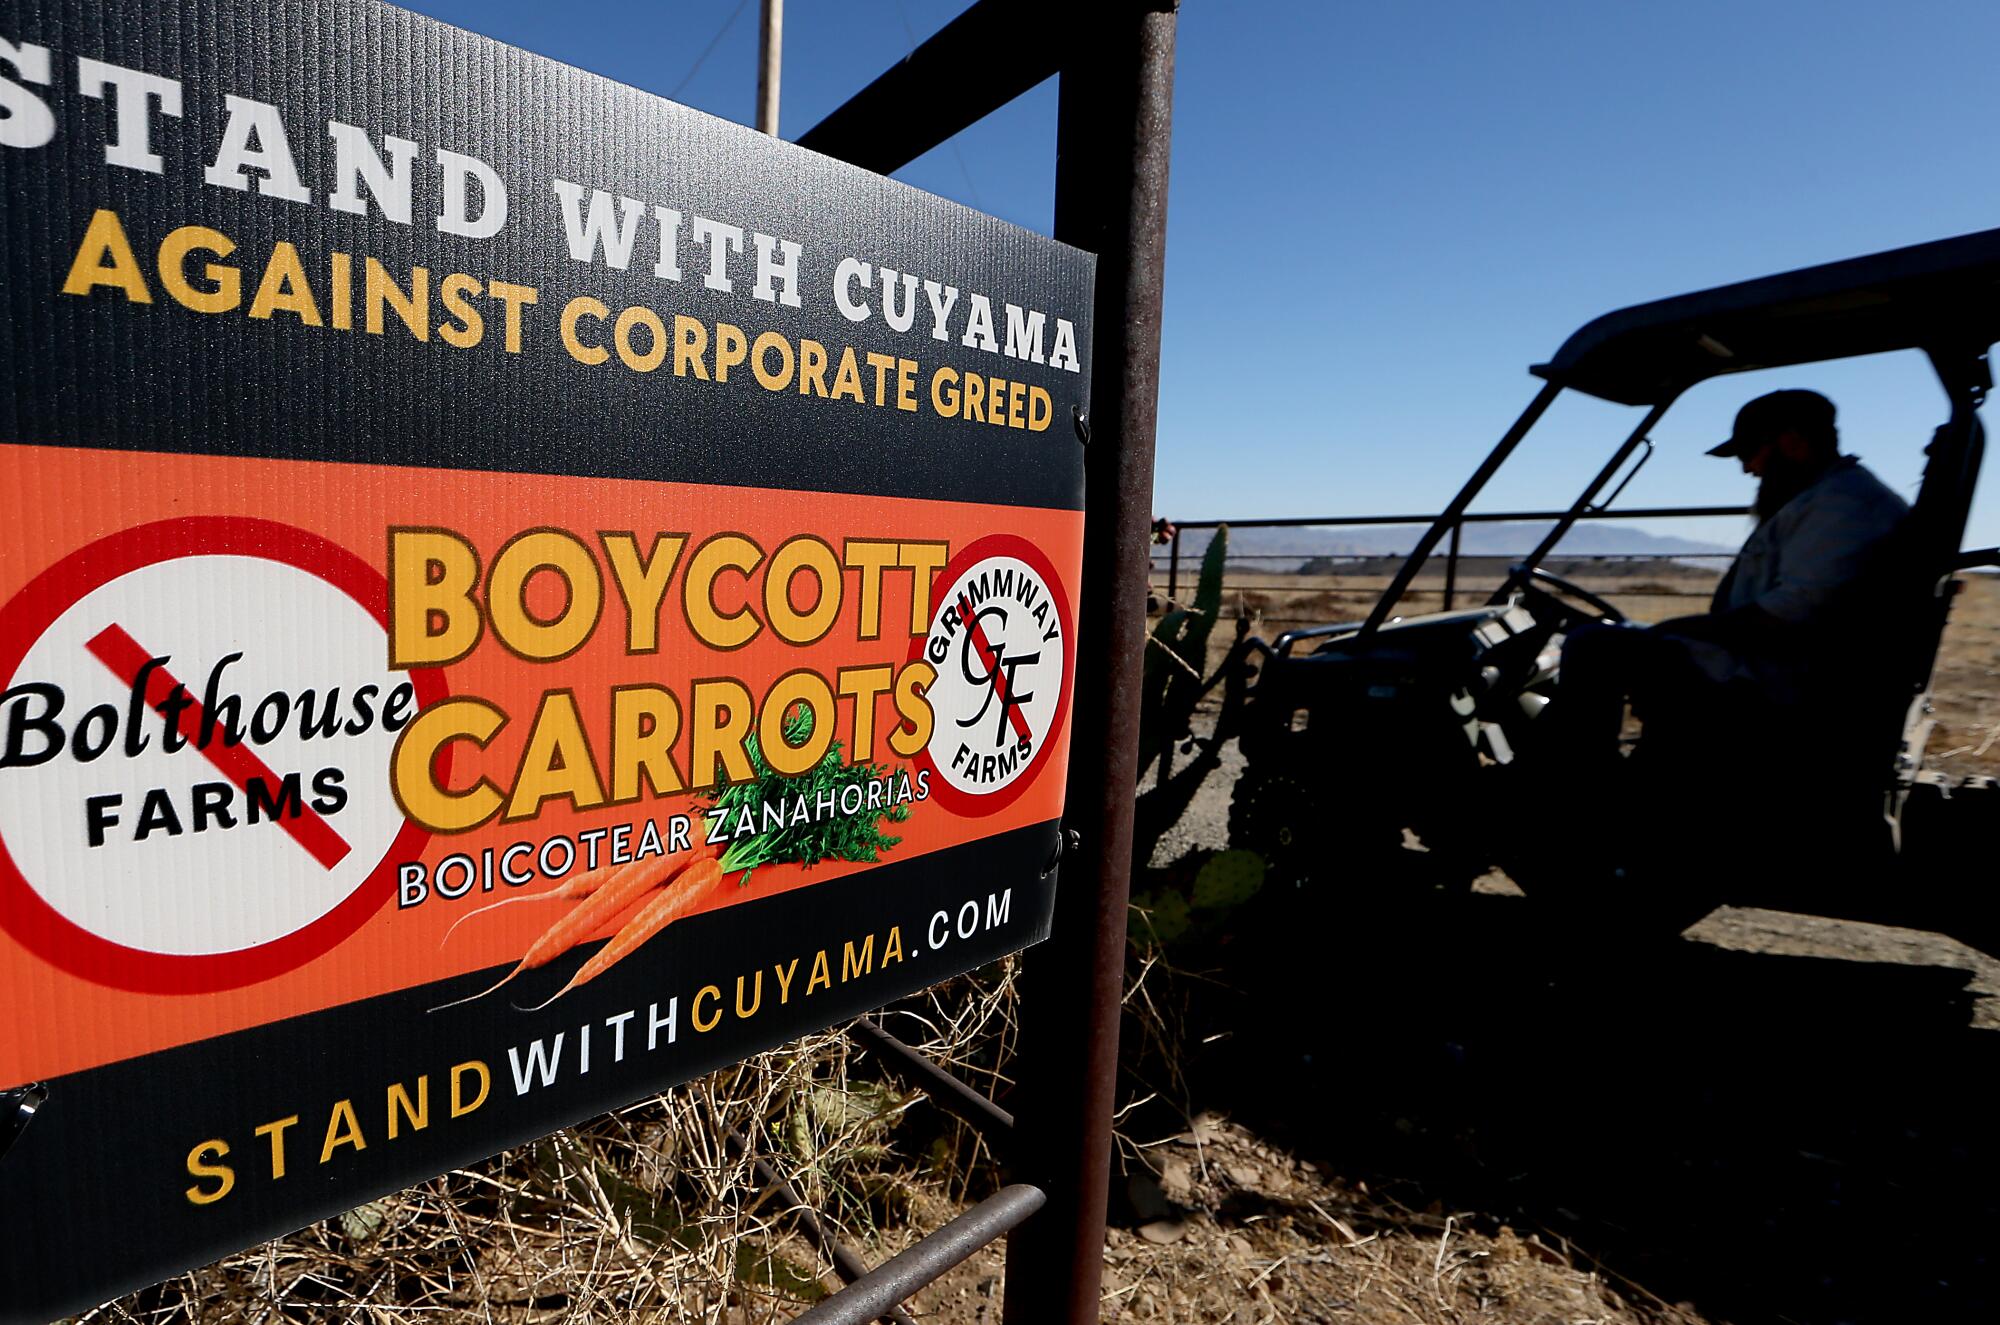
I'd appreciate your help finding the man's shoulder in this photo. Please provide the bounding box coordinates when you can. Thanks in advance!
[1811,457,1910,518]
[1830,457,1908,504]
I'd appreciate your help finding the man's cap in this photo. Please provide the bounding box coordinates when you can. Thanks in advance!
[1708,389,1837,458]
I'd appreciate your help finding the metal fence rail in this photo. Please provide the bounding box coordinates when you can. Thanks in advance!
[1155,503,1749,610]
[789,1187,1048,1325]
[1159,553,1734,605]
[851,1016,1017,1142]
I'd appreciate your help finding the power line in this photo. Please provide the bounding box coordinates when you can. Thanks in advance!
[888,0,987,212]
[671,0,753,102]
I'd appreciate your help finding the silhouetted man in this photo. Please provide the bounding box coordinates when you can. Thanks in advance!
[1549,389,1909,761]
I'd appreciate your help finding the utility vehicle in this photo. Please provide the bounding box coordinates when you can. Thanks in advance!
[1227,228,2000,944]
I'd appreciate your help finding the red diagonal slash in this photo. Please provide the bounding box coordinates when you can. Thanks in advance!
[956,591,1034,743]
[85,623,353,869]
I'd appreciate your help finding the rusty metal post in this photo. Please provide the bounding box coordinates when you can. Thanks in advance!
[1002,4,1178,1323]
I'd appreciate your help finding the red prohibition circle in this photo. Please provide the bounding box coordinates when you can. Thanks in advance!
[0,516,448,994]
[907,533,1075,818]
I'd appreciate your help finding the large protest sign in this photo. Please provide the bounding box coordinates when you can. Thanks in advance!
[0,2,1091,1316]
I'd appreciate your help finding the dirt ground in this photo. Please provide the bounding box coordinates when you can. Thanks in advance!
[869,1114,1707,1325]
[1910,573,2000,779]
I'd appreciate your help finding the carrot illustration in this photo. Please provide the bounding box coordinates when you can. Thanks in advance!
[525,856,726,1009]
[444,705,914,1014]
[511,705,922,1007]
[430,843,715,1012]
[438,856,634,948]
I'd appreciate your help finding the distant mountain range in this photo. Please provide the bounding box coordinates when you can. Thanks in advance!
[1157,521,1736,570]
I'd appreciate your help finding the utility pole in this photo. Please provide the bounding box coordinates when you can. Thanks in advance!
[756,0,782,135]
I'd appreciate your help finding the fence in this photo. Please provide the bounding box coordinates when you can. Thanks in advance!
[1154,504,1750,616]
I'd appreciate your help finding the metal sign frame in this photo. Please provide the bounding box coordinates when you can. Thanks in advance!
[783,2,1180,1321]
[0,1,1174,1319]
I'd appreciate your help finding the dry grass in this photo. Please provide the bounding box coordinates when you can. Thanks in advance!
[76,966,1024,1325]
[70,942,1722,1325]
[1094,1114,1707,1325]
[1920,575,2000,779]
[835,1109,1714,1325]
[78,1049,853,1324]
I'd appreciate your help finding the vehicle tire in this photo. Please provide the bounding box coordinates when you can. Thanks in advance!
[1227,763,1433,895]
[1226,764,1322,892]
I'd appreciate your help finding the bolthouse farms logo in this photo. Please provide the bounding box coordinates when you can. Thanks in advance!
[912,535,1073,816]
[0,518,441,993]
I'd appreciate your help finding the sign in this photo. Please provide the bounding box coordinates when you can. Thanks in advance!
[0,2,1091,1318]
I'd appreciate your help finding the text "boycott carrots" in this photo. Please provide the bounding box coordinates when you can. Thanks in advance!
[382,526,944,835]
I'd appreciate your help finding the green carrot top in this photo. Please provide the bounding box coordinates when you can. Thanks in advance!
[706,703,912,887]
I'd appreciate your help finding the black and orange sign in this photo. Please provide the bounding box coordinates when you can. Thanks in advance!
[0,2,1092,1318]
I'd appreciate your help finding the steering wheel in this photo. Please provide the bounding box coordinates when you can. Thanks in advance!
[1457,566,1626,709]
[1511,565,1627,626]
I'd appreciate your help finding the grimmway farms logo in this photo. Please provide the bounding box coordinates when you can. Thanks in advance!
[911,534,1072,816]
[0,518,440,993]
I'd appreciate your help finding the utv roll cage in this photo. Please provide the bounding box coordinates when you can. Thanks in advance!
[1226,227,2000,944]
[1342,226,1999,807]
[1365,225,2000,644]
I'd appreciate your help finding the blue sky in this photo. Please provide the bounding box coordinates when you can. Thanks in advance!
[401,0,2000,551]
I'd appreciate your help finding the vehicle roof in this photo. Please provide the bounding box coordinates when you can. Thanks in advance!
[1533,226,2000,406]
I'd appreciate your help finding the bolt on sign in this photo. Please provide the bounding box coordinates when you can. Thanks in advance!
[0,1,1090,1316]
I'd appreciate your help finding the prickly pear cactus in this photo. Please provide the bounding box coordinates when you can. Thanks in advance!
[1190,849,1265,911]
[1139,524,1229,773]
[1131,849,1268,951]
[1128,888,1192,945]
